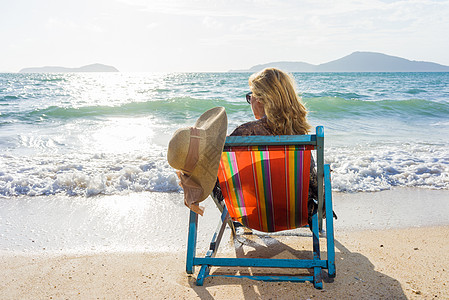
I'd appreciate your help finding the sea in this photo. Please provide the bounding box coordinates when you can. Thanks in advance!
[1,71,449,253]
[1,72,448,197]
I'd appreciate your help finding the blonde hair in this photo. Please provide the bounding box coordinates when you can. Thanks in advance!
[249,68,311,135]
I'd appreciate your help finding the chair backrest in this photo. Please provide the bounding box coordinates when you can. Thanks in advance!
[218,132,320,232]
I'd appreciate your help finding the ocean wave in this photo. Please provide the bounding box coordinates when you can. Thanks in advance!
[327,143,449,192]
[2,97,247,123]
[304,97,449,119]
[1,141,448,197]
[0,151,182,197]
[4,96,448,125]
[303,92,368,99]
[405,88,427,94]
[0,95,20,101]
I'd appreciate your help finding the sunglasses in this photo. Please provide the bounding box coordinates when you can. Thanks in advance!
[246,92,252,104]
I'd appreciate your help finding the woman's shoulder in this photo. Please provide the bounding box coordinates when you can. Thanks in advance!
[230,117,272,136]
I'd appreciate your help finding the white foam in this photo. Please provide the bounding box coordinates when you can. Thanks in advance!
[327,142,449,192]
[1,140,448,197]
[0,146,182,197]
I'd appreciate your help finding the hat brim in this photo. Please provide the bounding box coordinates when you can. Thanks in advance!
[167,107,228,208]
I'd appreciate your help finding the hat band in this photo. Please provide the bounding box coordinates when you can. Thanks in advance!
[177,171,204,216]
[182,127,201,173]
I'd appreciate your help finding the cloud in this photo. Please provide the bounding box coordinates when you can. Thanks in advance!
[45,17,105,33]
[2,0,449,71]
[113,0,449,39]
[202,16,223,29]
[146,23,159,30]
[45,18,80,30]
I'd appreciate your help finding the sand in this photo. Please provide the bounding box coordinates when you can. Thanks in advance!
[1,188,449,299]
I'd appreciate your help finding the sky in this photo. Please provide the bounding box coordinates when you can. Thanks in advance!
[1,0,449,72]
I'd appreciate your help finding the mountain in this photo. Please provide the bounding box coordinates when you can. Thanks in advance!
[19,63,119,73]
[316,52,449,72]
[230,52,449,72]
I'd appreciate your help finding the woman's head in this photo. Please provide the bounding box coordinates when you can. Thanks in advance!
[248,68,311,135]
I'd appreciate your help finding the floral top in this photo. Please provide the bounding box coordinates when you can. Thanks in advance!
[213,116,319,227]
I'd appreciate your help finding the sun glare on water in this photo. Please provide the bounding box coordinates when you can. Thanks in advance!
[87,117,156,154]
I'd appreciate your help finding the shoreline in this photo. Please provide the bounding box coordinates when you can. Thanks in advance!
[333,187,449,230]
[0,188,449,253]
[2,187,448,254]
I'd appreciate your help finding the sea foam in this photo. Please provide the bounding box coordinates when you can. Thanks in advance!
[1,141,447,198]
[328,143,449,192]
[0,150,182,198]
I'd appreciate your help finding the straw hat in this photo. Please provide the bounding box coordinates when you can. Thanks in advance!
[167,107,227,215]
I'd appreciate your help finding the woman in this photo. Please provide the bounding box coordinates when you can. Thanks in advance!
[213,67,321,229]
[233,67,311,136]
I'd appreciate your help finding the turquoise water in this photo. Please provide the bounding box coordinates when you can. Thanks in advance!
[1,72,448,196]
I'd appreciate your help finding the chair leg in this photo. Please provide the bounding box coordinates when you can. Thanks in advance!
[198,208,230,284]
[324,164,336,277]
[186,210,198,274]
[209,207,230,255]
[196,265,209,286]
[314,267,323,289]
[311,212,323,289]
[211,192,236,235]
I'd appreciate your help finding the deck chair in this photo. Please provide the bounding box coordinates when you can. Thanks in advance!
[186,126,335,289]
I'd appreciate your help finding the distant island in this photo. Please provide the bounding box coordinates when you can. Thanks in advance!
[19,63,119,73]
[230,52,449,72]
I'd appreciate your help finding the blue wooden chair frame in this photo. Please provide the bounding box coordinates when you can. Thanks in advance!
[186,126,335,289]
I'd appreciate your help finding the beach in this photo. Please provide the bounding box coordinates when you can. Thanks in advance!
[1,188,448,299]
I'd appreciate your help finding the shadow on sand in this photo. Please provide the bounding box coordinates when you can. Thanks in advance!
[188,233,407,299]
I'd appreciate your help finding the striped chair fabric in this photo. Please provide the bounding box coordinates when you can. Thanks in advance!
[217,145,313,233]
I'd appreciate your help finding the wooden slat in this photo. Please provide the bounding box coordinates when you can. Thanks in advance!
[186,210,198,274]
[316,126,325,230]
[225,134,317,147]
[194,257,327,268]
[324,164,336,277]
[209,274,315,283]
